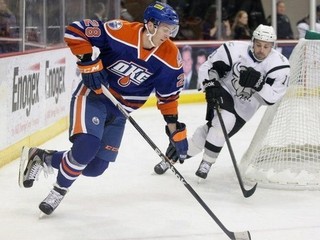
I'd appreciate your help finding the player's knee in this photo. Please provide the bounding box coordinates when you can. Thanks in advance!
[192,124,209,145]
[82,158,109,176]
[187,138,203,157]
[71,133,101,165]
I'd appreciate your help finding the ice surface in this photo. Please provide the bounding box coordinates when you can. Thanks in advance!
[1,103,319,240]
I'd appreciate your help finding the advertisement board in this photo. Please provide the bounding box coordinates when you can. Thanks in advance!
[0,48,79,166]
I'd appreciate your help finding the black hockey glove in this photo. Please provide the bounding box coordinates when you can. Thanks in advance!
[165,142,179,163]
[202,79,223,121]
[239,66,265,91]
[165,122,188,163]
[203,78,223,107]
[77,58,108,94]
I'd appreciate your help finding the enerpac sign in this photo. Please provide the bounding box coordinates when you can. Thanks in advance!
[12,63,40,117]
[0,48,78,150]
[45,60,66,104]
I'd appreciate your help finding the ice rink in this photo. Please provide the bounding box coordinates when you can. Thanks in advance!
[1,102,320,240]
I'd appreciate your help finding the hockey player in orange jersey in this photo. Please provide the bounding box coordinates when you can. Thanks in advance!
[19,1,188,215]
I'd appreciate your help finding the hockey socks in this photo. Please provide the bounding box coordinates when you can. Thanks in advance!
[57,151,86,188]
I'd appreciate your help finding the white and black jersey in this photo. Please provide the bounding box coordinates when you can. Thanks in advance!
[199,41,290,121]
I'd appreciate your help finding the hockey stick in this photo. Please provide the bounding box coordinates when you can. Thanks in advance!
[102,86,251,240]
[214,101,257,198]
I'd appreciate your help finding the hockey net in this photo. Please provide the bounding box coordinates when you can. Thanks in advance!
[239,38,320,190]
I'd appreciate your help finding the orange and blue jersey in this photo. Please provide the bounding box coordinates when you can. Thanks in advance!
[64,19,184,116]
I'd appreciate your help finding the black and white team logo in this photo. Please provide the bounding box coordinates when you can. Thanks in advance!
[231,62,254,101]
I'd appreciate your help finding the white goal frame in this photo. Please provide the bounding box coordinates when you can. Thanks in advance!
[239,38,320,190]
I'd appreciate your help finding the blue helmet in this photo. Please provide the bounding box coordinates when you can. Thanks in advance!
[143,1,179,28]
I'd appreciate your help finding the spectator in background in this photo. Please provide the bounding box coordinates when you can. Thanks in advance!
[221,7,232,40]
[202,5,231,40]
[238,0,266,32]
[266,0,293,39]
[90,2,106,21]
[181,45,198,90]
[0,0,16,38]
[195,49,208,75]
[202,5,217,40]
[195,48,208,89]
[0,0,17,52]
[296,6,320,39]
[120,0,134,22]
[231,10,251,40]
[169,0,203,40]
[177,15,202,40]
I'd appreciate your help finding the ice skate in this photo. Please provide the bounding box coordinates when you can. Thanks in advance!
[195,160,212,180]
[19,146,56,188]
[39,184,68,215]
[154,159,170,174]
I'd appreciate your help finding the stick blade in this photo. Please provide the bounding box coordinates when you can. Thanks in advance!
[243,183,258,198]
[233,231,251,240]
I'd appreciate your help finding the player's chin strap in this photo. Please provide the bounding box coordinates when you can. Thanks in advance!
[145,23,158,47]
[101,85,251,240]
[248,44,262,63]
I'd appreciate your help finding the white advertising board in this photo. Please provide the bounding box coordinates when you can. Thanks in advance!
[0,48,79,150]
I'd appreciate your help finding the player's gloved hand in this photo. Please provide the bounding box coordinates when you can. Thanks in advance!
[165,142,179,163]
[77,58,108,94]
[239,66,265,91]
[203,78,223,107]
[165,122,188,163]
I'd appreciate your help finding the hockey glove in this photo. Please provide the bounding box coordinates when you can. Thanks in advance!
[239,66,265,91]
[165,122,188,163]
[203,79,223,106]
[202,79,223,121]
[77,58,108,94]
[165,142,179,163]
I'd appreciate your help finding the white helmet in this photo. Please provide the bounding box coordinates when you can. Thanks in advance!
[252,24,277,42]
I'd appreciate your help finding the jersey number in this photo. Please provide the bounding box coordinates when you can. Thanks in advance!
[85,27,101,37]
[83,19,101,37]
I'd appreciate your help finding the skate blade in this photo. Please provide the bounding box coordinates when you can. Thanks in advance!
[18,146,30,188]
[197,177,204,184]
[38,211,46,219]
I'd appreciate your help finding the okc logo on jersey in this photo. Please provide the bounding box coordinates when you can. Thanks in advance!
[108,60,152,87]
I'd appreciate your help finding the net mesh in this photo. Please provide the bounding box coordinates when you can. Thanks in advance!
[239,39,320,190]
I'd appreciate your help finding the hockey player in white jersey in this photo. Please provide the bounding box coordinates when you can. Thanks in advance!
[154,24,290,179]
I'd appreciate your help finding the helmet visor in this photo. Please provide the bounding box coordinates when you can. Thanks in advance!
[159,23,179,38]
[169,25,179,37]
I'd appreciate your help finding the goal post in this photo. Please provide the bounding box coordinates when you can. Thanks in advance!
[239,33,320,190]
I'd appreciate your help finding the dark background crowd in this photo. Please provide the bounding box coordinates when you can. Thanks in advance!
[1,0,319,90]
[2,0,316,52]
